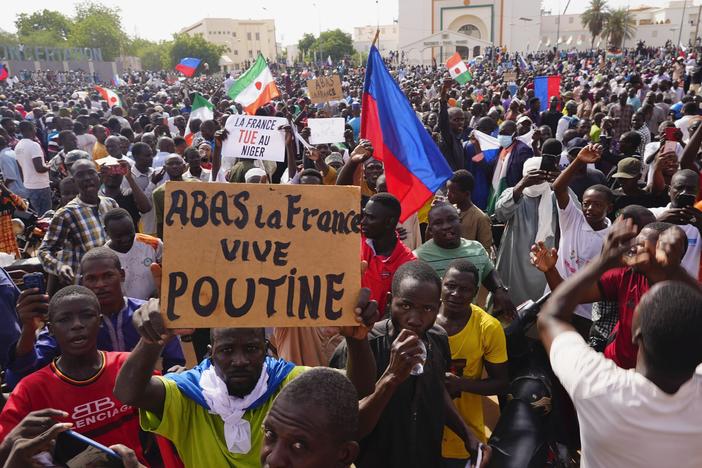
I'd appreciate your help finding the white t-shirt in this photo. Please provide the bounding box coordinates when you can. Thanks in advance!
[648,205,701,280]
[551,331,702,468]
[554,197,611,319]
[14,138,49,189]
[76,133,97,155]
[111,235,163,300]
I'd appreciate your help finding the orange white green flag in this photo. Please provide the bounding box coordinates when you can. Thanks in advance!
[227,53,280,114]
[446,52,472,85]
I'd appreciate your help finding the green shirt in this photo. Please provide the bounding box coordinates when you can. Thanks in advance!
[413,238,494,280]
[140,368,307,468]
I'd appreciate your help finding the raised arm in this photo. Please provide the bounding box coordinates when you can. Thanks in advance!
[680,121,702,172]
[336,140,373,186]
[537,218,636,354]
[552,144,602,209]
[120,160,151,213]
[113,298,184,417]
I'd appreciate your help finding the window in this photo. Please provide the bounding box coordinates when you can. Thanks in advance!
[234,50,239,55]
[568,17,574,24]
[233,31,237,37]
[247,32,252,40]
[249,50,253,58]
[458,24,481,39]
[255,32,260,40]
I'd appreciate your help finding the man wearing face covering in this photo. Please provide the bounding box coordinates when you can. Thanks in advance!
[493,140,562,305]
[486,120,535,214]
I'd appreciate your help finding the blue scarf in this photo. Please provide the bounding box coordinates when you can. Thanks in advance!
[165,356,295,411]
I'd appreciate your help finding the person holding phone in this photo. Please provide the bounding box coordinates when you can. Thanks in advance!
[494,139,560,306]
[0,286,156,467]
[648,169,702,279]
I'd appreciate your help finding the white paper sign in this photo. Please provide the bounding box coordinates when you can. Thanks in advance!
[308,118,345,144]
[222,115,288,162]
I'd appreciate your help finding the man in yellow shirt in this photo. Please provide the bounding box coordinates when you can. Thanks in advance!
[436,258,509,466]
[91,125,108,161]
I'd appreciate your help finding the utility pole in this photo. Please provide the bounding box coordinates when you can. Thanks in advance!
[555,0,572,51]
[694,3,701,48]
[679,0,688,47]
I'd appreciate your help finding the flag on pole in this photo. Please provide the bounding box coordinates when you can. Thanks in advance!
[446,52,472,85]
[361,45,452,222]
[517,53,529,71]
[533,75,561,112]
[184,93,214,145]
[327,55,333,66]
[227,53,280,115]
[0,65,7,81]
[94,85,122,107]
[175,57,201,77]
[112,74,126,87]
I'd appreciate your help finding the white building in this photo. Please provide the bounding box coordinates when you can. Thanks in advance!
[353,24,400,55]
[539,2,702,51]
[180,18,277,71]
[398,0,542,64]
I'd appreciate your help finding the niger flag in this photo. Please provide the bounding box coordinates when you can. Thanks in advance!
[227,54,280,114]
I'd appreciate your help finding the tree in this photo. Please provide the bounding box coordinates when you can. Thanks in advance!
[15,10,72,44]
[167,33,227,74]
[581,0,609,48]
[602,8,636,49]
[0,30,19,45]
[312,29,354,62]
[68,2,127,60]
[298,33,316,60]
[126,38,166,70]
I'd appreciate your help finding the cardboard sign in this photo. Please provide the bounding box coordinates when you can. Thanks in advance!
[160,182,361,328]
[308,118,345,144]
[307,75,343,103]
[503,72,517,82]
[221,115,288,162]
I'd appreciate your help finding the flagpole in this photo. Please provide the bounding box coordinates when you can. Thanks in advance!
[372,28,380,48]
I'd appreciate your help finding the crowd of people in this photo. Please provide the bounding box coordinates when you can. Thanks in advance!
[0,41,701,468]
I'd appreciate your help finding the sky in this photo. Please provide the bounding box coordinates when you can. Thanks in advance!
[0,0,677,45]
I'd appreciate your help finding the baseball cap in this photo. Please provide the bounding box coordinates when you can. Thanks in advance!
[566,137,588,154]
[612,157,642,179]
[325,152,344,166]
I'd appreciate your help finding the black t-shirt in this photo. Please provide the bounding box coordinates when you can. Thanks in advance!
[611,190,670,219]
[569,168,608,201]
[541,110,562,135]
[110,192,141,228]
[330,320,452,468]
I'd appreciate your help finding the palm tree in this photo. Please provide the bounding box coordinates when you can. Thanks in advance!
[602,8,636,49]
[581,0,609,48]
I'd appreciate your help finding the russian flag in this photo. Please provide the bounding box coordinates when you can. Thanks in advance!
[175,57,201,77]
[471,130,500,164]
[361,46,452,222]
[533,75,561,112]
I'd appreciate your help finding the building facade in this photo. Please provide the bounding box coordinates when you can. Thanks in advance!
[398,0,542,63]
[179,18,277,71]
[539,2,702,51]
[353,24,400,55]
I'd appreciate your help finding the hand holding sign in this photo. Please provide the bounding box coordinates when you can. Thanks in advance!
[221,115,288,162]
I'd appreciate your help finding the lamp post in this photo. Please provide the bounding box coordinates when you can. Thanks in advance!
[555,0,573,51]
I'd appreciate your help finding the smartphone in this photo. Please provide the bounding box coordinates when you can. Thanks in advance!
[54,430,124,468]
[540,154,559,172]
[107,164,128,176]
[663,140,677,154]
[677,193,696,208]
[664,127,679,142]
[22,272,45,293]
